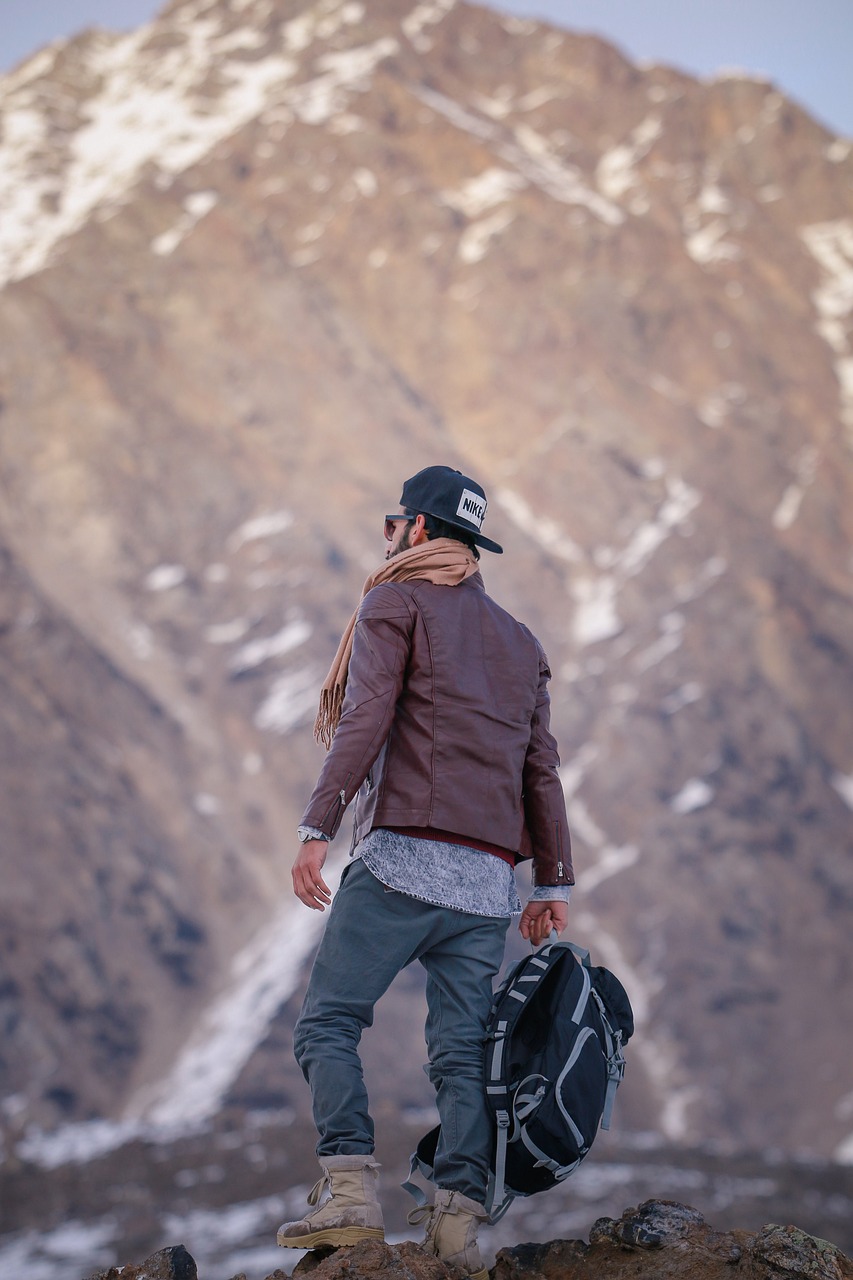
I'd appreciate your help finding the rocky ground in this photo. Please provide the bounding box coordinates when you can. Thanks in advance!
[81,1200,853,1280]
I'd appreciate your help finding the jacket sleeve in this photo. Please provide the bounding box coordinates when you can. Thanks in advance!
[300,584,414,838]
[521,645,574,888]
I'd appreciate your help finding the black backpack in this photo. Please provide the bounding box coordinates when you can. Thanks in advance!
[405,939,634,1221]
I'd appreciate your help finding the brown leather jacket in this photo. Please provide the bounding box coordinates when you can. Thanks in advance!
[301,572,573,889]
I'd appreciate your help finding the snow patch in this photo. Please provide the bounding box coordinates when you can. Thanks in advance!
[669,778,715,814]
[126,622,154,660]
[18,1116,150,1169]
[697,383,745,429]
[773,447,817,530]
[581,843,640,893]
[412,86,623,226]
[517,85,564,112]
[616,479,701,577]
[649,374,687,405]
[470,88,514,121]
[559,742,599,799]
[572,576,621,646]
[402,0,457,52]
[132,877,343,1128]
[289,39,399,126]
[836,1131,853,1163]
[458,207,515,263]
[571,910,651,1027]
[296,220,326,244]
[0,1219,115,1280]
[634,612,686,673]
[661,682,703,714]
[826,139,852,164]
[254,665,321,734]
[352,167,378,196]
[162,1194,289,1271]
[801,219,853,441]
[227,509,294,552]
[193,793,221,816]
[685,217,741,266]
[441,167,527,218]
[145,563,187,591]
[773,489,803,530]
[230,619,312,673]
[500,476,700,651]
[495,488,584,562]
[596,114,661,202]
[592,480,700,578]
[831,772,853,812]
[283,2,365,54]
[697,184,732,215]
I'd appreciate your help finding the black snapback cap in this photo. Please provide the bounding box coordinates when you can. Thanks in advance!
[399,465,503,554]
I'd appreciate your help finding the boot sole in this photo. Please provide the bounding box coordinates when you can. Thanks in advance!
[277,1226,385,1248]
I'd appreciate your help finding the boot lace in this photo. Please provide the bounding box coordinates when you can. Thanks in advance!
[306,1171,330,1208]
[409,1204,439,1238]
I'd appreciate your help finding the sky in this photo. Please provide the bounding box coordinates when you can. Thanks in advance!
[1,0,851,139]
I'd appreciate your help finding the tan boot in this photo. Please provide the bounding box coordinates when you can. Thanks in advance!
[276,1155,385,1248]
[409,1187,489,1280]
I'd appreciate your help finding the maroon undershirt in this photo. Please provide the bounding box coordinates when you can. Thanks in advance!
[385,825,517,868]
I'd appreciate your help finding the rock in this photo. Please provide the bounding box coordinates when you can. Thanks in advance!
[589,1198,706,1248]
[291,1238,456,1280]
[84,1242,198,1280]
[492,1202,853,1280]
[751,1224,850,1280]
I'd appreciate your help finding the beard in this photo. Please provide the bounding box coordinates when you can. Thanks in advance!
[386,520,415,560]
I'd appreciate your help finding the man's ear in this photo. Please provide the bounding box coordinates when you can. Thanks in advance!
[411,514,429,544]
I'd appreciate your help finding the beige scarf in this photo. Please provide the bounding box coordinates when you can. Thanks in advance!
[314,538,479,747]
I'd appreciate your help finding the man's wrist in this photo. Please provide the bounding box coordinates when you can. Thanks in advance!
[528,885,572,903]
[297,825,329,843]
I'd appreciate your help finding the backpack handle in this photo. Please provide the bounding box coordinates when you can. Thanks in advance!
[564,940,591,967]
[533,934,591,968]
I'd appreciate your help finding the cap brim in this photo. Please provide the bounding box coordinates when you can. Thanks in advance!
[472,532,503,554]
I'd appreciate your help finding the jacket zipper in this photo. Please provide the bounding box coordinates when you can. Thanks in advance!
[320,774,352,835]
[556,821,566,880]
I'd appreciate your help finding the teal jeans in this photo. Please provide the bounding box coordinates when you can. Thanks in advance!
[293,859,509,1202]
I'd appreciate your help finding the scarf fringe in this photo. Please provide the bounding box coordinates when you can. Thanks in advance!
[314,685,343,750]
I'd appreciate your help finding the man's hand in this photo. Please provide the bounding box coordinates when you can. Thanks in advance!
[519,899,569,947]
[292,839,332,910]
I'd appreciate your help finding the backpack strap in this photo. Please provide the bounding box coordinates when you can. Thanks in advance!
[590,989,627,1131]
[488,1107,512,1222]
[401,1149,434,1208]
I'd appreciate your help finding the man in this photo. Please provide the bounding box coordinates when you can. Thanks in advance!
[277,465,573,1279]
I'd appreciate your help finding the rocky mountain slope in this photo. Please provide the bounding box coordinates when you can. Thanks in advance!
[0,0,851,1226]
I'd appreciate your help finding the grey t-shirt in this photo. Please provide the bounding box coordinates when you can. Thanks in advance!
[354,827,571,918]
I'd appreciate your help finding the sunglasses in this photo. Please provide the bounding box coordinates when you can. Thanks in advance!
[384,514,411,541]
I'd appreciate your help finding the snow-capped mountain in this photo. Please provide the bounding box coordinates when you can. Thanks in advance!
[1,0,852,1237]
